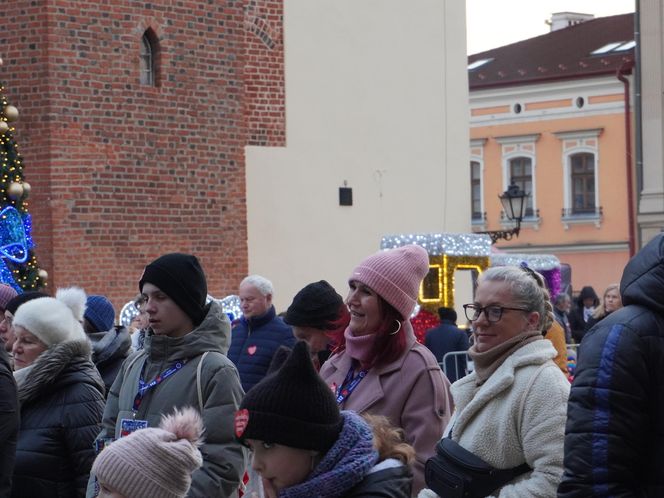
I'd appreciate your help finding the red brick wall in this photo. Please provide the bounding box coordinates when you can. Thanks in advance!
[0,0,286,311]
[244,0,286,146]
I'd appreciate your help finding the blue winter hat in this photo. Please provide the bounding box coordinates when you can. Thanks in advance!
[84,295,116,333]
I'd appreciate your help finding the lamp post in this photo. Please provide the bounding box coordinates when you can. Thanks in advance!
[480,182,530,244]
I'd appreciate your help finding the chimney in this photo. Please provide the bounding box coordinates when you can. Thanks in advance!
[547,12,594,32]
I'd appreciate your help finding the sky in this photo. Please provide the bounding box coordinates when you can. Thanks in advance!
[466,0,636,55]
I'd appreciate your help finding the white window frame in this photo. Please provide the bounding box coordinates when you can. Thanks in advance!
[495,134,541,230]
[470,139,487,231]
[554,128,603,229]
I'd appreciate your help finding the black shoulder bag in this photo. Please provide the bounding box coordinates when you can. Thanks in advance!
[425,437,531,498]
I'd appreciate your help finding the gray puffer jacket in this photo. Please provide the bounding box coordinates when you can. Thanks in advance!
[87,300,248,498]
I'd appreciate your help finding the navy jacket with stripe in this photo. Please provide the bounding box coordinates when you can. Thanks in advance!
[558,234,664,498]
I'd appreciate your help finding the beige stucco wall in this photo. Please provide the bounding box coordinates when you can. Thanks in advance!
[245,0,470,310]
[638,0,664,246]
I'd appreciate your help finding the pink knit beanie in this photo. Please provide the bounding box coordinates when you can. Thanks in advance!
[92,407,204,498]
[349,244,429,319]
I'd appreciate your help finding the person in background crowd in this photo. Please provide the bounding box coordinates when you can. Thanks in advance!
[92,407,204,498]
[424,307,470,383]
[0,344,18,496]
[568,286,599,343]
[11,287,105,498]
[0,291,49,366]
[419,266,570,498]
[83,294,132,393]
[87,253,246,498]
[558,235,664,497]
[283,280,350,370]
[544,319,569,376]
[552,293,572,344]
[236,341,414,498]
[0,284,17,314]
[228,275,296,391]
[319,245,453,496]
[584,283,622,330]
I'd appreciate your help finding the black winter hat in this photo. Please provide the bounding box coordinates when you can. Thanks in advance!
[283,280,343,330]
[139,253,207,326]
[234,341,343,452]
[5,291,49,315]
[577,286,599,307]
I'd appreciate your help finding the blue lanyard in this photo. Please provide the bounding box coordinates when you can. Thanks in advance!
[335,365,368,405]
[132,360,187,412]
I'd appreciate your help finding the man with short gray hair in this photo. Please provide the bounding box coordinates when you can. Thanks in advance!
[228,275,295,391]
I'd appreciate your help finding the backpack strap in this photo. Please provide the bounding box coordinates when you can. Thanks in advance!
[196,351,211,413]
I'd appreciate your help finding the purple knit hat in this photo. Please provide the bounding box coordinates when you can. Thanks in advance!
[349,244,429,320]
[0,284,18,312]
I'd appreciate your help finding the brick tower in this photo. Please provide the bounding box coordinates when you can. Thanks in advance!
[0,0,285,307]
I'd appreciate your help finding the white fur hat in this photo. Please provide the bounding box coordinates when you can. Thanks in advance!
[13,287,87,346]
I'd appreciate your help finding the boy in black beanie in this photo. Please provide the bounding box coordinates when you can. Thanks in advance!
[87,253,247,498]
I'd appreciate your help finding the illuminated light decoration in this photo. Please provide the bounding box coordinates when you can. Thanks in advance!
[217,294,242,322]
[490,253,562,297]
[381,232,492,256]
[410,308,439,344]
[120,294,244,328]
[0,206,28,263]
[382,233,492,314]
[119,300,140,328]
[0,76,44,291]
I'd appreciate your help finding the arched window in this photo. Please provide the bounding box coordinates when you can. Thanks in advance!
[140,30,159,86]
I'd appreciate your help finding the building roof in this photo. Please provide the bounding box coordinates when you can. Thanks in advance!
[468,13,635,90]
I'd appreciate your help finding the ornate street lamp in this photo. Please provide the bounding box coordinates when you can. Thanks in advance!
[480,182,530,244]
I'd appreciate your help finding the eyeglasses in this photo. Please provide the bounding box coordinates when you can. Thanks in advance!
[463,304,530,323]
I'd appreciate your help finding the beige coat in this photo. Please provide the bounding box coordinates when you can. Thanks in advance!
[418,340,569,498]
[319,321,453,496]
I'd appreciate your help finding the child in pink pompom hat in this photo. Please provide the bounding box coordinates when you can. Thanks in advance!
[91,407,204,498]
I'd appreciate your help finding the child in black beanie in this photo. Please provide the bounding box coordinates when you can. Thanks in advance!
[235,341,414,498]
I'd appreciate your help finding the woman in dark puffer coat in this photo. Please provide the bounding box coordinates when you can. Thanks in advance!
[11,287,105,498]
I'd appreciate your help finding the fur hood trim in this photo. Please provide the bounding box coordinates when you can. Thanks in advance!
[16,339,102,405]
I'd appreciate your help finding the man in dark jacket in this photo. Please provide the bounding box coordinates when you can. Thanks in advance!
[83,294,132,393]
[228,275,295,391]
[558,234,664,497]
[424,307,469,382]
[0,346,18,495]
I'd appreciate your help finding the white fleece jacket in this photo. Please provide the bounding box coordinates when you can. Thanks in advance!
[418,340,569,498]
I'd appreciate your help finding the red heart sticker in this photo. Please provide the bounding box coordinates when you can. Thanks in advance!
[247,345,257,355]
[235,409,249,437]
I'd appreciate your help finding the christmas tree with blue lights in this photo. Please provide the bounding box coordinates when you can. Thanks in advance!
[0,58,46,292]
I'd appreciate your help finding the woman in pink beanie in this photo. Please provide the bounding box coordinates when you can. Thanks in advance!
[319,244,453,496]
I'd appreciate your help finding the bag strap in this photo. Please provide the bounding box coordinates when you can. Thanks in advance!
[196,351,210,413]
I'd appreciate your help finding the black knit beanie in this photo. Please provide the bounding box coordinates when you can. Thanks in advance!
[5,291,49,315]
[234,341,343,452]
[283,280,344,330]
[138,253,207,326]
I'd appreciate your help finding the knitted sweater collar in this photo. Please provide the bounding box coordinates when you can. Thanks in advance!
[279,411,378,498]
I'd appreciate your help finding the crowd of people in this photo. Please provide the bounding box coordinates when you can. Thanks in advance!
[0,234,660,498]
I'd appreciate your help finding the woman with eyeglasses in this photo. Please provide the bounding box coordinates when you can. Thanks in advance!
[418,266,570,498]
